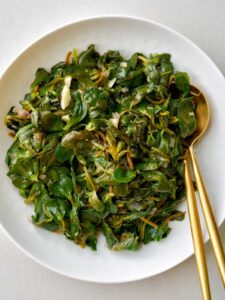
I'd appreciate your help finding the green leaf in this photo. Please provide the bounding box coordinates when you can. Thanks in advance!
[69,205,81,238]
[88,191,104,211]
[112,233,139,251]
[81,221,98,251]
[119,69,145,88]
[143,223,171,244]
[30,68,50,90]
[86,119,108,131]
[25,182,46,204]
[64,91,88,130]
[84,88,109,119]
[49,176,73,201]
[80,209,105,224]
[102,221,117,249]
[174,72,190,96]
[78,44,100,68]
[7,158,39,189]
[177,97,196,138]
[41,112,64,132]
[47,167,73,201]
[15,124,34,150]
[44,198,68,224]
[142,170,171,193]
[6,141,32,167]
[136,161,159,171]
[113,184,129,197]
[113,167,136,183]
[41,134,59,153]
[61,130,93,149]
[31,111,40,127]
[32,187,68,228]
[102,192,117,214]
[55,144,74,163]
[99,49,123,64]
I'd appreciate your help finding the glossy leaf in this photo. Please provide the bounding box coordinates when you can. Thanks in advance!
[41,111,64,132]
[30,68,50,90]
[143,223,171,244]
[47,167,73,201]
[64,91,88,130]
[113,167,136,183]
[88,191,104,211]
[112,232,139,251]
[78,44,100,68]
[174,71,190,96]
[177,97,196,138]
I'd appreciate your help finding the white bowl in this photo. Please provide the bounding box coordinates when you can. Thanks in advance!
[1,16,225,283]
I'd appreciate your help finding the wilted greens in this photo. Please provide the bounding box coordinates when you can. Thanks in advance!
[5,45,197,251]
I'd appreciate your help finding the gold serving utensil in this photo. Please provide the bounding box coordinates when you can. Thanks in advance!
[184,86,225,300]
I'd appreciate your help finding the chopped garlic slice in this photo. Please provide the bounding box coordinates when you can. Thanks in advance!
[170,137,175,148]
[64,76,72,87]
[61,76,72,109]
[135,93,142,101]
[61,114,70,123]
[108,77,117,88]
[109,112,120,128]
[120,62,127,68]
[121,87,129,93]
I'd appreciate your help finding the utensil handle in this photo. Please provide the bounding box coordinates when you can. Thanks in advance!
[190,146,225,287]
[184,158,211,300]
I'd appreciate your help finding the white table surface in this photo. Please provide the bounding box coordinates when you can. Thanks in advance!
[1,0,225,299]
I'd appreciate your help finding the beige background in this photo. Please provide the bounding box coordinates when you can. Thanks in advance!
[0,0,225,299]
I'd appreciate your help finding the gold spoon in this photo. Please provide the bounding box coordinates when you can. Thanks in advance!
[184,86,225,300]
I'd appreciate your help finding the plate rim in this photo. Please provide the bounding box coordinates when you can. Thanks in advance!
[1,14,225,283]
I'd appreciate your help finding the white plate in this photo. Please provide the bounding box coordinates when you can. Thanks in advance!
[0,16,225,283]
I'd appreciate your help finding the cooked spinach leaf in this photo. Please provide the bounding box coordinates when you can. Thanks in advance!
[5,45,196,251]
